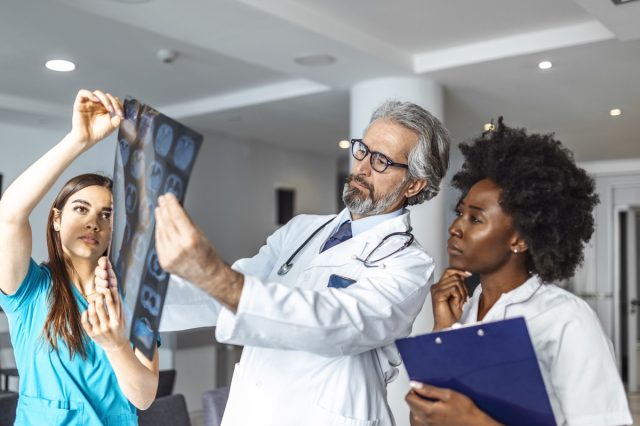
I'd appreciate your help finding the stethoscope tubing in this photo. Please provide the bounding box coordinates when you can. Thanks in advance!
[277,217,413,276]
[277,217,335,276]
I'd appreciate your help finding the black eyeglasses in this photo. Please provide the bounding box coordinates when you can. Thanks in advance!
[350,139,409,173]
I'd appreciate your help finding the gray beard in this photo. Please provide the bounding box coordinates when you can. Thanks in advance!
[342,175,408,217]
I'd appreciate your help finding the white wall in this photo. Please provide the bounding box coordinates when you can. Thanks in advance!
[186,130,338,264]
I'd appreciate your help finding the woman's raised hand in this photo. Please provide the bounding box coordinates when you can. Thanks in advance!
[431,268,471,331]
[70,89,124,149]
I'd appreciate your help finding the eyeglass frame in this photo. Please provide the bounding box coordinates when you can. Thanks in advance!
[350,139,409,173]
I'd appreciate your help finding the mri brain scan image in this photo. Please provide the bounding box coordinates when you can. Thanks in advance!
[119,139,131,166]
[147,249,167,281]
[133,317,154,349]
[130,150,145,180]
[174,135,195,171]
[138,112,155,142]
[163,174,184,200]
[155,124,173,157]
[140,284,161,317]
[125,183,138,213]
[147,161,164,194]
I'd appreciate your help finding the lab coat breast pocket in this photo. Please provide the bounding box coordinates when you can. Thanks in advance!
[328,274,357,289]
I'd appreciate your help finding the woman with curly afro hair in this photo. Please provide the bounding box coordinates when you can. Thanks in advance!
[405,119,631,426]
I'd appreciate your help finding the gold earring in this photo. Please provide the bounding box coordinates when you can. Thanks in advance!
[513,249,518,253]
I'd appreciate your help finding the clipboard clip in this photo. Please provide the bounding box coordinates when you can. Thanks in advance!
[434,328,485,344]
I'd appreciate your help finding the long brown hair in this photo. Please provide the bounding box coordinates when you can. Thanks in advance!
[43,173,112,359]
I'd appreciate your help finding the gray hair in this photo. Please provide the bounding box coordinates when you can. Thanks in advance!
[367,100,450,204]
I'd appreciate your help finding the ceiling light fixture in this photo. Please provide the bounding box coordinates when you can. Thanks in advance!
[294,54,336,67]
[45,59,76,72]
[156,48,178,64]
[338,139,351,149]
[609,108,622,116]
[538,61,553,70]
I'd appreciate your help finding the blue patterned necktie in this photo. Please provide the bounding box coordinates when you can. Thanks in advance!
[321,221,353,253]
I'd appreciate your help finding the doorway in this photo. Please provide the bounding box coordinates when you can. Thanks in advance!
[619,207,640,391]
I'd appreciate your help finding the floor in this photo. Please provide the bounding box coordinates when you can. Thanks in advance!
[190,410,204,426]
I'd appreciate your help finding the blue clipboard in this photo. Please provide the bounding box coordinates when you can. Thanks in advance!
[396,317,556,426]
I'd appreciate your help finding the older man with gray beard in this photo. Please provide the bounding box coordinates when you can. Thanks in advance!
[153,100,451,426]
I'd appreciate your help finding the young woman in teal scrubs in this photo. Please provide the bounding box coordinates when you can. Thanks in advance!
[0,89,159,425]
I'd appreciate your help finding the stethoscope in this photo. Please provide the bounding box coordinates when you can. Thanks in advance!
[277,217,414,276]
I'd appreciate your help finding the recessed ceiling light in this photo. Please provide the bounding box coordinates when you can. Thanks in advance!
[338,139,351,149]
[483,123,495,132]
[294,54,336,67]
[609,108,622,116]
[45,59,76,72]
[538,61,553,70]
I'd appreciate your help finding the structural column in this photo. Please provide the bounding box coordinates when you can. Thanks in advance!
[350,77,449,426]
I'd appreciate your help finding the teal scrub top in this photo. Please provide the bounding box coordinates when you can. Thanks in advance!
[0,259,138,425]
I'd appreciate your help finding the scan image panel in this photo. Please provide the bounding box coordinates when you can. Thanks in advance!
[111,98,203,360]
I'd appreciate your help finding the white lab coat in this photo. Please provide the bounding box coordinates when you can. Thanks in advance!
[460,276,632,426]
[211,210,434,426]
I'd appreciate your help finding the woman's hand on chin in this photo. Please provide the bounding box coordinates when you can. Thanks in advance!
[431,268,471,331]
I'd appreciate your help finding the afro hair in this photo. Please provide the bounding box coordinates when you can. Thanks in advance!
[452,118,599,283]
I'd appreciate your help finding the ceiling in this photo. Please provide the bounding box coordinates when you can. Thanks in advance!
[1,0,639,161]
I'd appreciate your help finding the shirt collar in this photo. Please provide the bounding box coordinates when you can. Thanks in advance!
[462,275,543,323]
[345,208,405,237]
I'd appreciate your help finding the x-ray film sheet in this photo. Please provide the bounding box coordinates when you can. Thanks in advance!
[110,98,203,360]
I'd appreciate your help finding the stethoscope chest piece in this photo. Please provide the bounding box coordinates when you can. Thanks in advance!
[277,262,292,276]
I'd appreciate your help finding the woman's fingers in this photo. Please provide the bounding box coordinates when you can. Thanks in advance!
[75,89,99,105]
[432,274,469,301]
[432,276,466,299]
[103,288,119,324]
[92,90,113,114]
[405,391,435,422]
[80,310,92,335]
[106,258,118,289]
[87,301,99,330]
[95,265,109,289]
[410,382,453,402]
[439,268,472,282]
[95,256,118,292]
[105,92,124,118]
[94,295,109,330]
[431,275,470,328]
